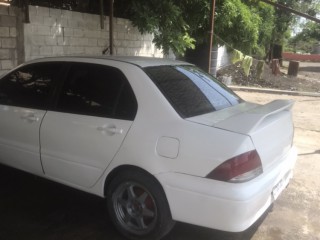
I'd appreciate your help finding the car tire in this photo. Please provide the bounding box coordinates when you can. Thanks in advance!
[106,168,175,240]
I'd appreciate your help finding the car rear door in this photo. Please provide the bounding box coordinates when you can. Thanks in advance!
[40,62,137,188]
[0,62,63,174]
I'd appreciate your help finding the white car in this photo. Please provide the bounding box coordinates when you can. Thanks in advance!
[0,56,297,240]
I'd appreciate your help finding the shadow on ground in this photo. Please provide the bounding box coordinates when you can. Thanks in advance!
[0,165,269,240]
[299,66,320,73]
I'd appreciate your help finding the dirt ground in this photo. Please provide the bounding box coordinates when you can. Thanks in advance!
[217,61,320,93]
[0,91,319,240]
[236,91,320,240]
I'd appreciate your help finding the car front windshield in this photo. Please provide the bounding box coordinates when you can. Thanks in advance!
[144,65,242,118]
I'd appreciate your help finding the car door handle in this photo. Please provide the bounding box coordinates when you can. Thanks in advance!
[97,125,123,135]
[21,114,40,123]
[107,127,123,134]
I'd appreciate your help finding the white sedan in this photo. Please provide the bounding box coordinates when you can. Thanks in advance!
[0,56,297,240]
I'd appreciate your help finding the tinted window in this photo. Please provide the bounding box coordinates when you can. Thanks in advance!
[56,63,137,120]
[0,63,61,109]
[144,65,242,118]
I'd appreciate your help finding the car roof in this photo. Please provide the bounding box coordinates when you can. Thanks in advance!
[24,56,192,68]
[103,56,191,67]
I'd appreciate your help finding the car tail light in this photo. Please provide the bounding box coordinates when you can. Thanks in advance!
[206,150,263,183]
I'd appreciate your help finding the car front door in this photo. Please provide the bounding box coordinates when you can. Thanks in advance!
[40,62,138,188]
[0,63,63,174]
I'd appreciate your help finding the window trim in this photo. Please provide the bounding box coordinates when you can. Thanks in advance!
[0,62,66,110]
[52,62,138,121]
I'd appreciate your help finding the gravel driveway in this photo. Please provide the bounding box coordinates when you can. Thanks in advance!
[283,61,320,82]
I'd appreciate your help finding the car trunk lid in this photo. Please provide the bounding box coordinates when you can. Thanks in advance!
[187,100,295,170]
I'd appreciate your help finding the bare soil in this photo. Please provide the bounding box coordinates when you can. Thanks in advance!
[217,61,320,93]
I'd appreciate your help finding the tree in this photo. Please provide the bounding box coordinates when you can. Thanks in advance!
[288,21,320,53]
[116,0,196,56]
[214,0,261,55]
[14,0,314,58]
[116,0,273,56]
[271,0,320,45]
[271,0,298,45]
[299,0,320,17]
[253,2,275,57]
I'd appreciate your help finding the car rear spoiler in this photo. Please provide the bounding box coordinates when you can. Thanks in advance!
[214,100,294,134]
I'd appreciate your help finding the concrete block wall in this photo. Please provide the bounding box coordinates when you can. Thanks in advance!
[217,45,231,70]
[0,6,18,76]
[283,52,320,62]
[24,5,163,60]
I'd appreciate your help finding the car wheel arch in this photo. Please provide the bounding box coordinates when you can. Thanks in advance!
[103,165,165,197]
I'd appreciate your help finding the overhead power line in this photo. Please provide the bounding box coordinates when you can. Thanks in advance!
[260,0,320,24]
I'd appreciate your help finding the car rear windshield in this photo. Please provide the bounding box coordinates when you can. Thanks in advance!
[144,65,242,118]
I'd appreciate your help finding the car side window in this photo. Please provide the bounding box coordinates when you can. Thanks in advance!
[144,65,242,118]
[56,63,137,120]
[0,63,61,109]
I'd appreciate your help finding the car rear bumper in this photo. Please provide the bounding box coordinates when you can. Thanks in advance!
[156,146,297,232]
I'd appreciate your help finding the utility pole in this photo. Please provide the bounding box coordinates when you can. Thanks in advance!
[100,0,104,29]
[208,0,216,74]
[109,0,114,55]
[24,0,30,23]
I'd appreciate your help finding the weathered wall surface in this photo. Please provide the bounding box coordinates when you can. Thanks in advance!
[0,5,163,75]
[283,52,320,62]
[0,6,19,76]
[24,6,163,61]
